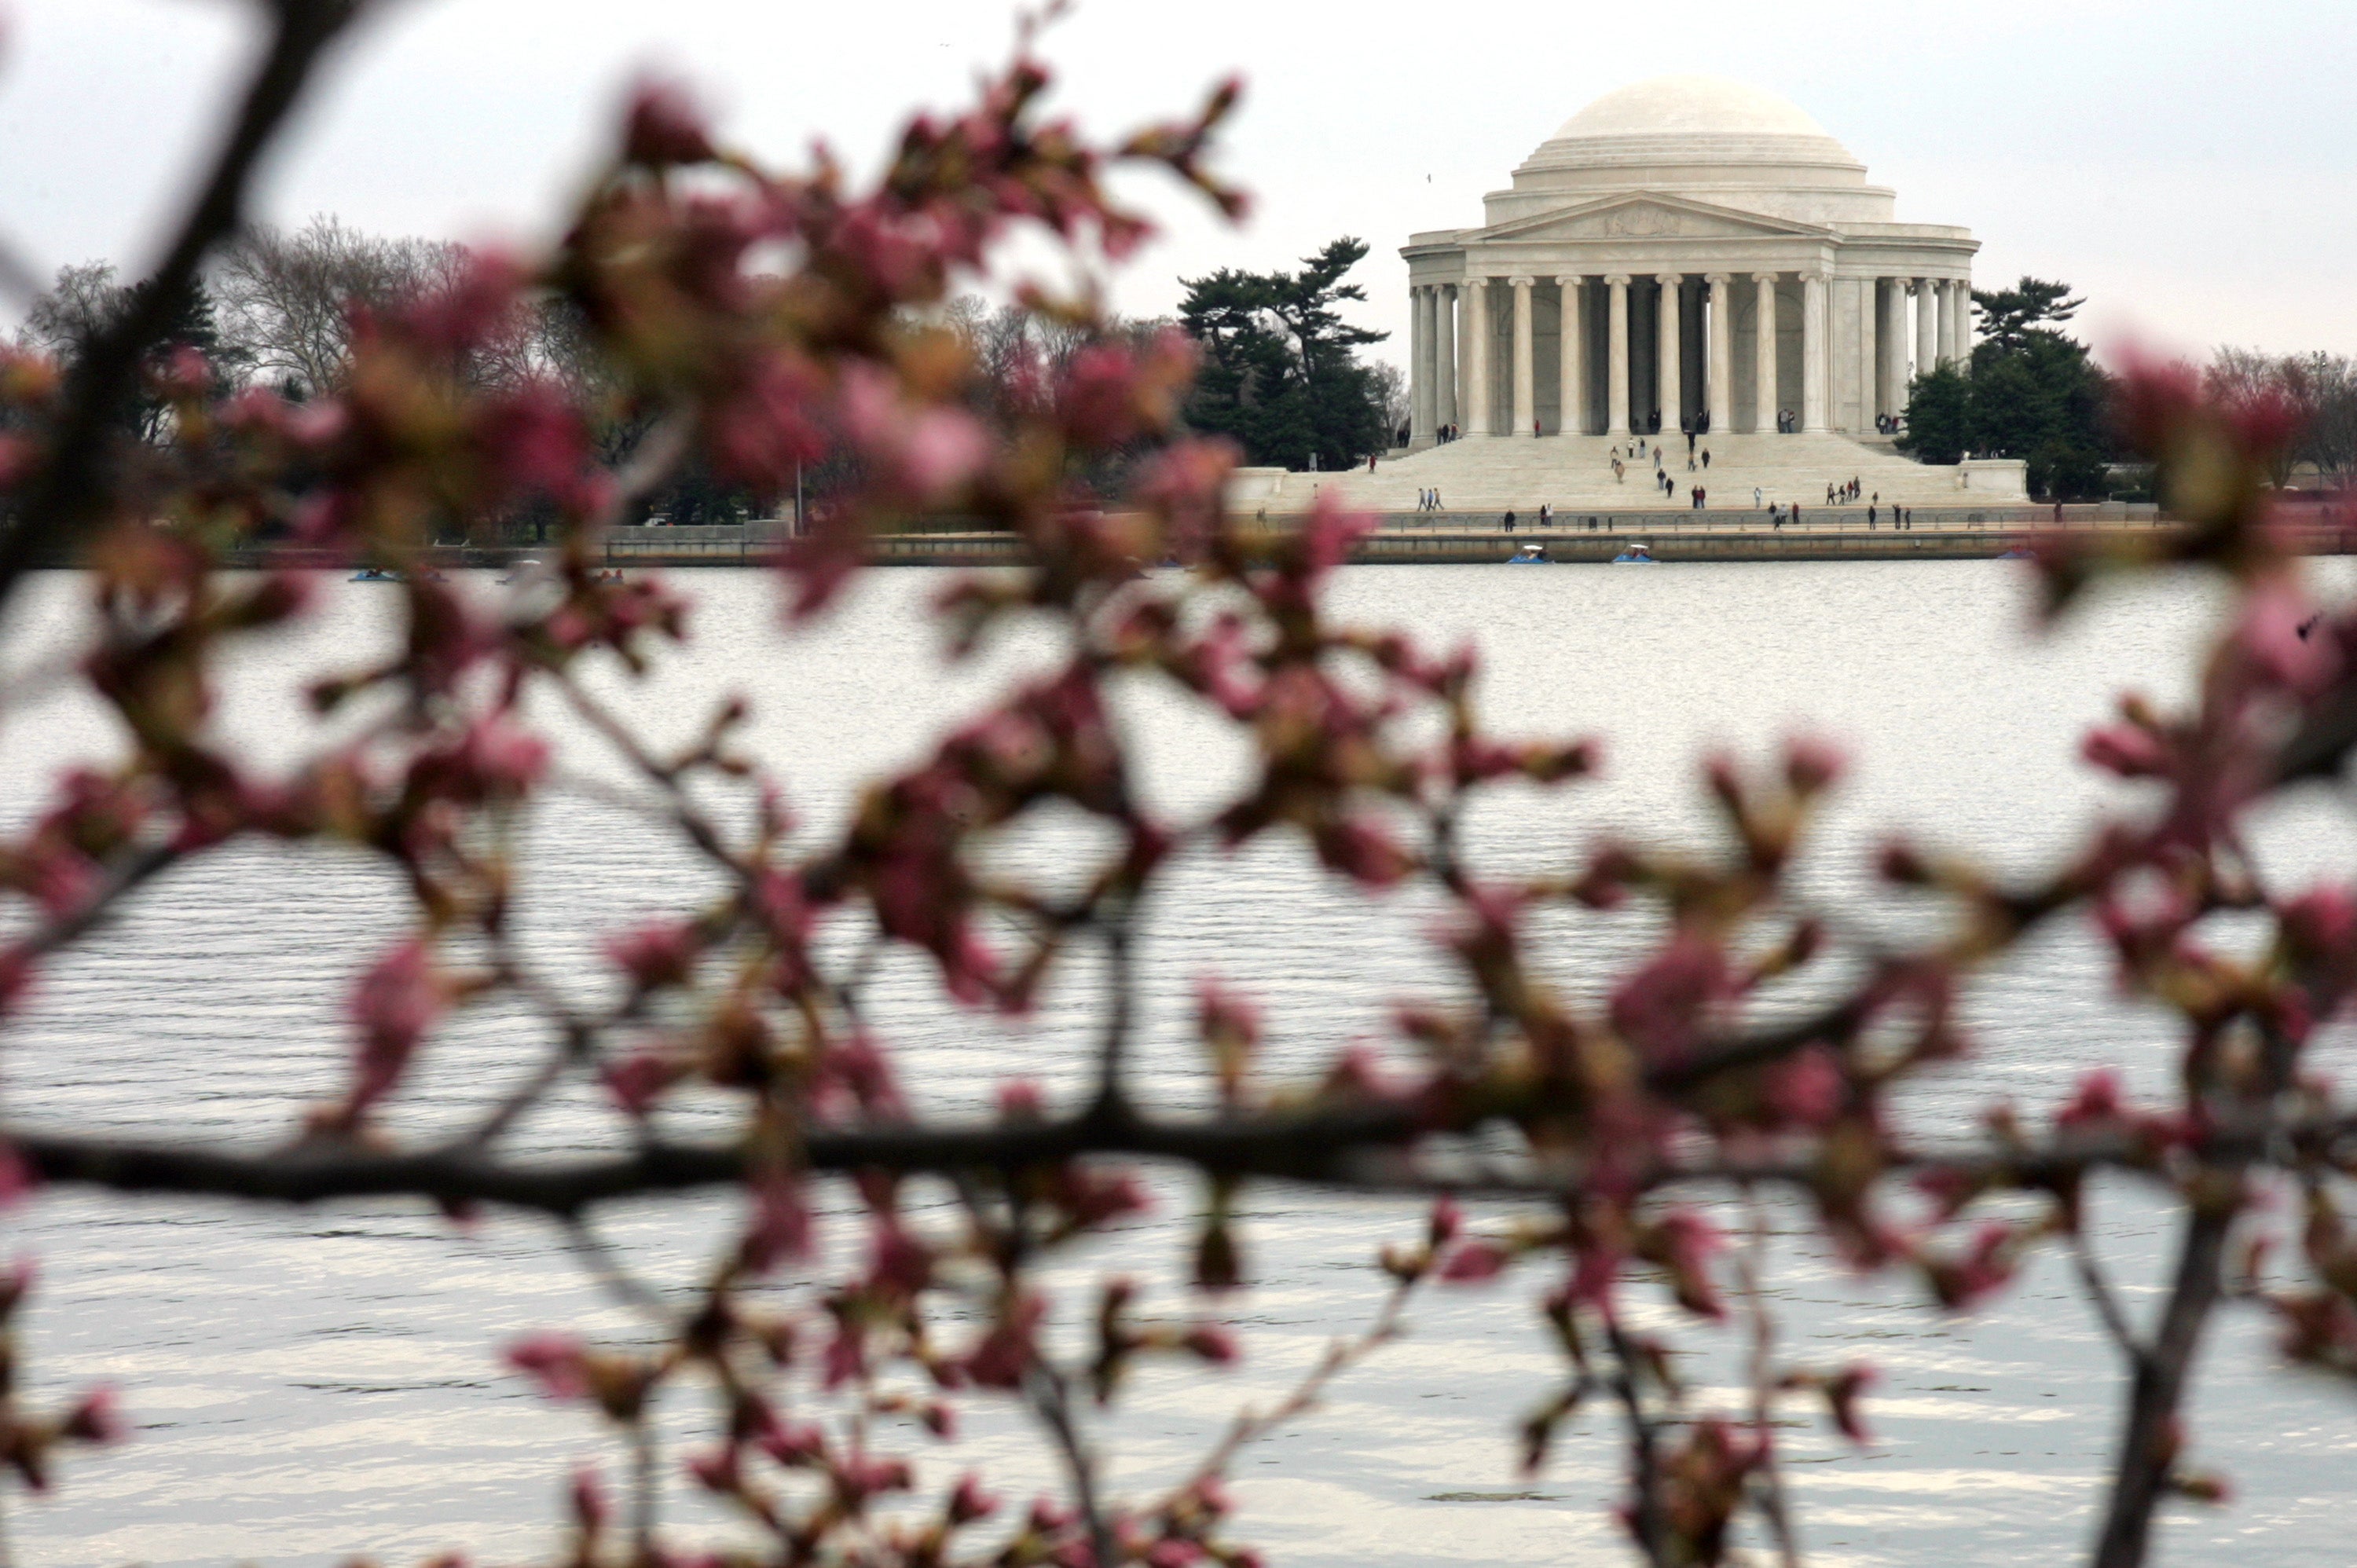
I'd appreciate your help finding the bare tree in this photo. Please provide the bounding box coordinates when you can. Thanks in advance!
[215,213,464,397]
[2203,346,2357,488]
[14,262,128,360]
[1370,358,1408,444]
[2295,351,2357,483]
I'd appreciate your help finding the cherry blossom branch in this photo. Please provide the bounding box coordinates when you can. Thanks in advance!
[0,0,370,608]
[1179,1273,1413,1490]
[2091,1196,2234,1568]
[12,1101,2348,1218]
[12,842,183,965]
[1025,1358,1114,1568]
[1604,1313,1670,1568]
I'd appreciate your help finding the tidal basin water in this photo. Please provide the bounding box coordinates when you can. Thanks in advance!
[2,559,2355,1567]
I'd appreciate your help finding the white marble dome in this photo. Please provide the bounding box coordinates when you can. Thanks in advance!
[1551,75,1838,145]
[1497,75,1888,227]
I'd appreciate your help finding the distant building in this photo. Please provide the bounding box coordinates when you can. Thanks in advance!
[1404,75,1978,443]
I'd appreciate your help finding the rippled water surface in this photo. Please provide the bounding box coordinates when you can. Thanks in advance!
[2,559,2355,1567]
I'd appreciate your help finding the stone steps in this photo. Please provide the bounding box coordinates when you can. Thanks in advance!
[1244,433,2020,515]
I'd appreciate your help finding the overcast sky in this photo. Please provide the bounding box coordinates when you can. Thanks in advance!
[4,0,2352,368]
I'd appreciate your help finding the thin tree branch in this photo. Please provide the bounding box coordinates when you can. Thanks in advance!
[1605,1313,1669,1567]
[1025,1359,1114,1568]
[10,1101,2348,1218]
[1091,898,1135,1113]
[562,1217,673,1321]
[2071,1225,2145,1365]
[1182,1274,1411,1489]
[2089,1195,2233,1568]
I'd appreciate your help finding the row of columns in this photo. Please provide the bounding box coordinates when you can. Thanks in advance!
[1408,273,1970,442]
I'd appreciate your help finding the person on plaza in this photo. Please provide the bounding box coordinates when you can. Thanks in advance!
[1368,452,1377,474]
[1538,502,1552,529]
[1868,504,1877,528]
[1754,485,1763,508]
[1433,490,1443,510]
[1791,502,1802,526]
[1825,483,1835,504]
[1687,451,1697,472]
[1701,449,1710,469]
[1686,428,1697,456]
[1502,510,1517,532]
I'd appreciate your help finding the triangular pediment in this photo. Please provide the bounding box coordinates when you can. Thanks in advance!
[1477,192,1831,244]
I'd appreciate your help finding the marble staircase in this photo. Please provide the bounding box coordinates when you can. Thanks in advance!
[1241,434,2024,517]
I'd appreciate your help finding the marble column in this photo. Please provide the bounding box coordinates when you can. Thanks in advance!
[1879,279,1907,410]
[1409,287,1432,445]
[1509,276,1536,437]
[1556,276,1584,434]
[1655,273,1681,434]
[1915,280,1938,381]
[1463,278,1491,437]
[1752,272,1778,432]
[1802,271,1828,433]
[1455,282,1474,430]
[1944,279,1969,368]
[1856,281,1877,428]
[1435,284,1457,434]
[1605,275,1631,436]
[1706,274,1732,434]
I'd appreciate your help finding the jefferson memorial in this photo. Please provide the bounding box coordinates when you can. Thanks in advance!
[1238,75,2028,513]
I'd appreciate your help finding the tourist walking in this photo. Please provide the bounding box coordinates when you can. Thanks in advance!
[1502,510,1518,533]
[1754,485,1762,508]
[1539,502,1552,528]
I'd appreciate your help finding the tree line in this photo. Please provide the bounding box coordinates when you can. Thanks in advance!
[13,219,1402,531]
[1902,276,2357,502]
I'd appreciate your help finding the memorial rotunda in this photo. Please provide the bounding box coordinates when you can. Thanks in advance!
[1237,75,2027,514]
